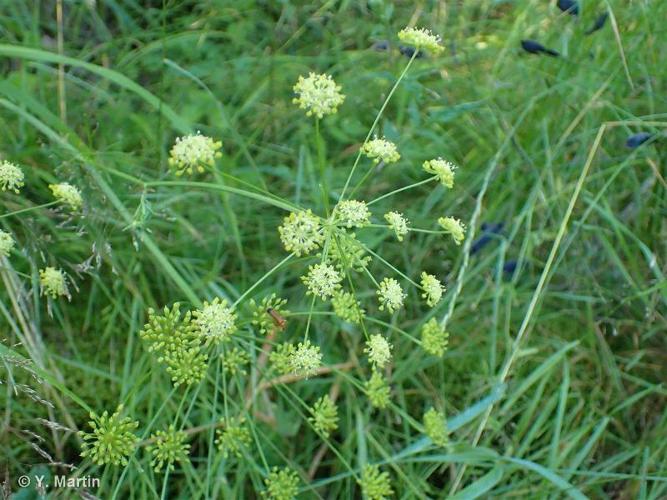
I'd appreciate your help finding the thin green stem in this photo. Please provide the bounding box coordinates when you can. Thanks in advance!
[232,253,294,308]
[315,117,330,215]
[339,51,418,200]
[366,177,436,207]
[348,160,384,198]
[0,201,59,218]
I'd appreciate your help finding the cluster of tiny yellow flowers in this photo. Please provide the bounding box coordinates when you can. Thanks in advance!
[421,318,449,357]
[168,133,222,176]
[420,272,445,307]
[263,467,300,500]
[0,230,15,258]
[334,199,371,228]
[308,395,339,438]
[193,297,237,345]
[398,26,444,54]
[289,339,322,377]
[269,343,297,375]
[365,371,390,409]
[438,216,466,245]
[39,267,69,299]
[364,334,392,369]
[278,209,324,256]
[222,347,250,376]
[292,73,345,119]
[361,137,400,164]
[331,290,365,324]
[423,408,449,447]
[215,417,251,458]
[49,182,83,211]
[423,158,457,189]
[148,425,191,472]
[79,405,139,466]
[384,211,409,241]
[301,263,342,300]
[140,304,208,386]
[376,277,406,313]
[359,465,394,500]
[0,160,24,193]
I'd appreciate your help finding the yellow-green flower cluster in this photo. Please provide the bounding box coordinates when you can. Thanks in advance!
[168,133,222,176]
[365,371,390,409]
[269,343,297,375]
[292,72,345,119]
[50,182,83,211]
[334,199,371,228]
[0,230,15,258]
[289,339,322,377]
[423,158,457,188]
[420,272,445,307]
[421,318,449,357]
[308,395,339,438]
[301,263,342,300]
[263,467,300,500]
[0,161,24,193]
[278,209,324,256]
[364,334,392,369]
[423,408,448,447]
[39,267,69,299]
[376,277,405,313]
[384,211,409,241]
[360,137,400,164]
[140,304,208,386]
[215,417,251,458]
[398,26,444,54]
[331,290,365,324]
[79,405,139,466]
[438,216,466,245]
[222,347,250,376]
[193,297,237,345]
[148,425,190,472]
[358,465,393,500]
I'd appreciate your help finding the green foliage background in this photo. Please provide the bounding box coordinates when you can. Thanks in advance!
[1,0,665,498]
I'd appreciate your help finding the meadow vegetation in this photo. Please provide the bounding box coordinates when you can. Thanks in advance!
[0,1,665,498]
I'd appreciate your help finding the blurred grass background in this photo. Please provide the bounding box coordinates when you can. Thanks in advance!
[0,0,665,498]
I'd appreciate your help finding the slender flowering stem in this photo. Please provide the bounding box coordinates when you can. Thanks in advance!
[315,118,331,215]
[339,50,418,200]
[366,177,437,206]
[348,160,384,198]
[366,224,447,235]
[0,201,59,219]
[146,180,298,212]
[232,253,294,308]
[360,243,421,288]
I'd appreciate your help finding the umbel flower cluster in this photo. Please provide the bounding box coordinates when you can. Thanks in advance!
[72,24,463,498]
[0,154,85,310]
[139,303,210,386]
[79,406,139,466]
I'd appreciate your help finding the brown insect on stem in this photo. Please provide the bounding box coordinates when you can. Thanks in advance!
[266,308,286,330]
